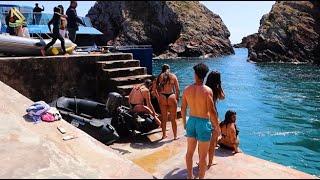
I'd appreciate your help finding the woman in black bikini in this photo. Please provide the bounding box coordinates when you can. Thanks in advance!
[156,64,180,140]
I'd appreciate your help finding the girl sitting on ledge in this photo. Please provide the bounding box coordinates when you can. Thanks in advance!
[218,110,242,154]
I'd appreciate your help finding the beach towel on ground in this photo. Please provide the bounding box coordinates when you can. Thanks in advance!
[26,101,50,123]
[47,107,62,121]
[41,112,55,122]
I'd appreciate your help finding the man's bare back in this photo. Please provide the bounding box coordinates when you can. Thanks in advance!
[183,84,214,120]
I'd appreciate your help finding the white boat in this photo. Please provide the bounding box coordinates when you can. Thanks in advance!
[0,33,77,56]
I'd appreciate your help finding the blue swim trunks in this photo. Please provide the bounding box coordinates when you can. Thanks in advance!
[185,116,213,142]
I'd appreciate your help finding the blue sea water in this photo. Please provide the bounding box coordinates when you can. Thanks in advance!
[153,48,320,177]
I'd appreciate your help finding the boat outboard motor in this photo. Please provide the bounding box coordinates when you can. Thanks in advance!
[106,92,124,116]
[111,105,136,137]
[135,113,159,134]
[111,105,159,137]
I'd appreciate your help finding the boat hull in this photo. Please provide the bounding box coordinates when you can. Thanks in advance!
[51,97,119,145]
[0,34,76,56]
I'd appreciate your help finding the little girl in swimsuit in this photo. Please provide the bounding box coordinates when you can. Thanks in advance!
[218,110,242,154]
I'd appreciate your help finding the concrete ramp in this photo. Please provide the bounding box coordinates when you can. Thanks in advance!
[0,81,153,179]
[109,120,317,179]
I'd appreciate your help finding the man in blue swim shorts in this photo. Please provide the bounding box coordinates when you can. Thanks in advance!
[181,63,220,179]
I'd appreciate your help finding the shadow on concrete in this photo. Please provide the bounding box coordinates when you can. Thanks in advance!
[112,128,175,150]
[109,146,132,155]
[163,167,199,179]
[215,147,235,157]
[23,114,35,123]
[129,138,175,150]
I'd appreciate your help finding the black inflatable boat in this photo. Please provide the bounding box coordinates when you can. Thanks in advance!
[51,92,159,142]
[51,97,119,145]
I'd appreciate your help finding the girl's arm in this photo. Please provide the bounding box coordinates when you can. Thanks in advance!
[229,123,237,145]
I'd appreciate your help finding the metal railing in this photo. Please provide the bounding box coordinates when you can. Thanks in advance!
[0,12,92,27]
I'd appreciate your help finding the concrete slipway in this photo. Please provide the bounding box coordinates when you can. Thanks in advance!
[0,81,316,179]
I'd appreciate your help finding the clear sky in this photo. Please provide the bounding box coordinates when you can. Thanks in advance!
[200,1,274,43]
[2,1,274,44]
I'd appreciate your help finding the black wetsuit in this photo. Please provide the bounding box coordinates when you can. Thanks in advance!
[44,12,66,53]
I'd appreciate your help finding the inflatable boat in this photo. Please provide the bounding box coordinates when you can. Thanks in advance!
[51,92,159,140]
[51,96,119,145]
[0,33,76,56]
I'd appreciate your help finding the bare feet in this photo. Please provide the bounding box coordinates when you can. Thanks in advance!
[196,161,217,170]
[187,175,193,179]
[232,148,242,154]
[207,160,218,169]
[161,135,168,140]
[40,48,46,56]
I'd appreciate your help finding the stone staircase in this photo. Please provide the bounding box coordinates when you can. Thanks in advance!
[95,54,181,119]
[95,56,152,97]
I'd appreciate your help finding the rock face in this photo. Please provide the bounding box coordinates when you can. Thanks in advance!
[233,33,259,48]
[87,1,234,58]
[244,1,320,64]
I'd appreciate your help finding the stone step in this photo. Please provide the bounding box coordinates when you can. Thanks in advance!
[110,74,152,86]
[102,67,147,78]
[96,59,140,69]
[96,53,133,61]
[117,83,143,96]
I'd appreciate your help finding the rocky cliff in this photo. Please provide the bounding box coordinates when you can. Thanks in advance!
[244,1,320,64]
[87,1,234,58]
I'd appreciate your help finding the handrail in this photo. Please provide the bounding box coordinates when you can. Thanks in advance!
[0,12,92,27]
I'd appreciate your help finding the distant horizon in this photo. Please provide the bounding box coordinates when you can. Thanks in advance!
[2,1,274,43]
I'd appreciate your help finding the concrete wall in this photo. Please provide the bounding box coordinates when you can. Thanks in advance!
[0,53,132,103]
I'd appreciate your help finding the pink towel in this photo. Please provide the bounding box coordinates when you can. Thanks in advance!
[41,113,55,122]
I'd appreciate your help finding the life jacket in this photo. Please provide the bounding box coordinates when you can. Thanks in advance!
[8,8,27,28]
